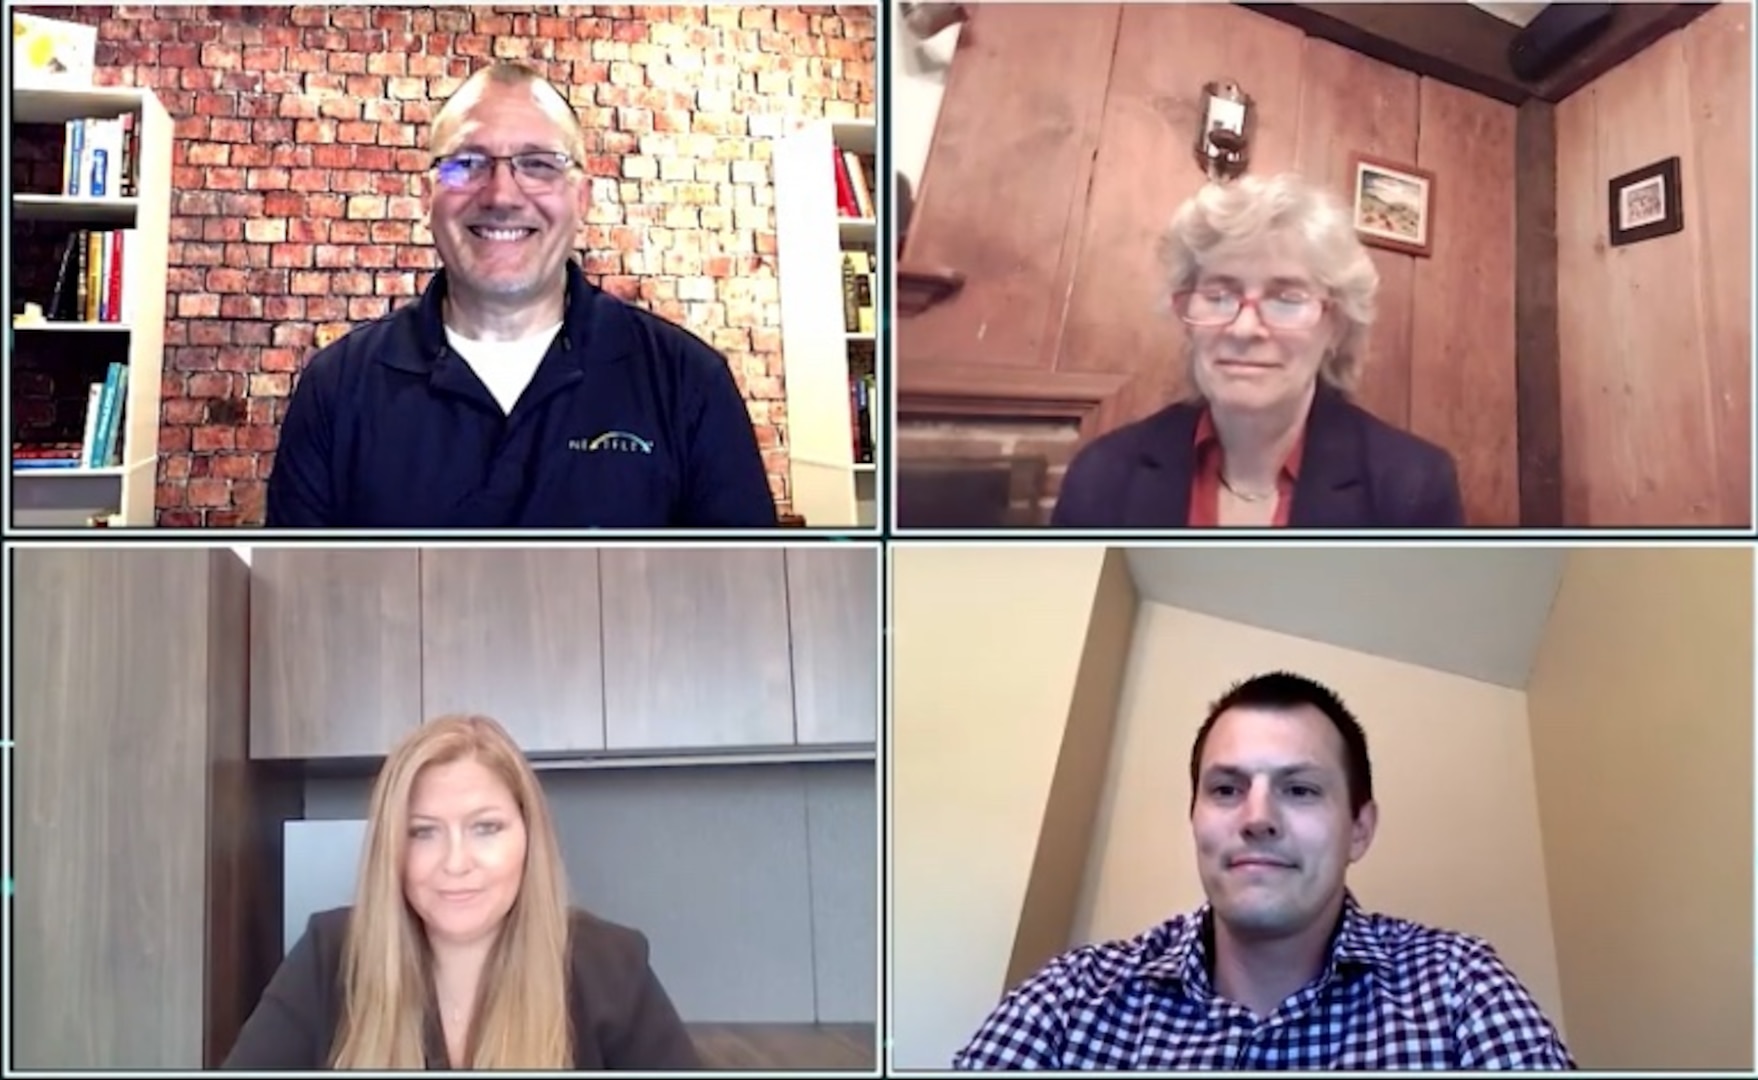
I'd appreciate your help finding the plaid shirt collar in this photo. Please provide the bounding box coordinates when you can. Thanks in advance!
[1122,889,1389,999]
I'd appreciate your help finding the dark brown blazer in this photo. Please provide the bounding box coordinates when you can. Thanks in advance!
[221,906,702,1070]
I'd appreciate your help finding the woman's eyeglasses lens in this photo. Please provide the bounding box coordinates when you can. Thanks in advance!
[1175,289,1323,331]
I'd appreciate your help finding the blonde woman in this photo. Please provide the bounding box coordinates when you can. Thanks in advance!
[223,715,700,1069]
[1051,173,1466,529]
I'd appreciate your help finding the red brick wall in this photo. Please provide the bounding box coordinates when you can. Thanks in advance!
[11,4,876,525]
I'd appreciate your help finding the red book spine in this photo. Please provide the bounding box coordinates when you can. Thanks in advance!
[832,146,859,217]
[106,231,124,323]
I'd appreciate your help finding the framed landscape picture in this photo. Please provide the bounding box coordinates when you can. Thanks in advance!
[1349,154,1436,258]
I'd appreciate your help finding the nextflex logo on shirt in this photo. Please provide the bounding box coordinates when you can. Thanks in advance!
[570,431,654,454]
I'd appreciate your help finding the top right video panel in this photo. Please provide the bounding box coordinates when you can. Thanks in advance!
[891,1,1753,532]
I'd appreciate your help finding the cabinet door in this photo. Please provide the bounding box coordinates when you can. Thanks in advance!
[14,548,248,1068]
[786,547,880,745]
[250,549,423,759]
[420,548,606,755]
[600,549,795,751]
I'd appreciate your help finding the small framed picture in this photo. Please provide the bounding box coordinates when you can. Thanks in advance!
[1349,154,1435,258]
[1608,156,1683,246]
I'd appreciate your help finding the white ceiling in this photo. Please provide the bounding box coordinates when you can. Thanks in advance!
[1124,547,1568,689]
[1468,1,1548,27]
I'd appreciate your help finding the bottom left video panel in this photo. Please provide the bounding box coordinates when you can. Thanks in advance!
[7,541,882,1074]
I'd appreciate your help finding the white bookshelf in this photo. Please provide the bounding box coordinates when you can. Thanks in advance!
[11,86,172,527]
[774,118,879,529]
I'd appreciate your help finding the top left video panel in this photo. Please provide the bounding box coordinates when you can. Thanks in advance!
[9,5,881,534]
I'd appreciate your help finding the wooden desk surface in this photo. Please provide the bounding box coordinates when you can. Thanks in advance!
[688,1023,876,1070]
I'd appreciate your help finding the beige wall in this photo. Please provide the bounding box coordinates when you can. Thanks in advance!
[1527,548,1755,1069]
[890,545,1111,1070]
[1073,602,1568,1035]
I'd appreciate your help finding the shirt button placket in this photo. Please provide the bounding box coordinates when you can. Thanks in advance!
[1230,1011,1262,1069]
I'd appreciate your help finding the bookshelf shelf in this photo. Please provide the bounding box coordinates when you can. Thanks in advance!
[837,218,877,244]
[829,120,876,154]
[11,85,173,528]
[774,117,881,529]
[13,194,141,225]
[11,458,157,522]
[16,464,131,477]
[15,86,154,124]
[15,321,133,333]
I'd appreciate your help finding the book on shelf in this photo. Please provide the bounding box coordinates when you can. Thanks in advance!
[61,114,139,198]
[48,228,136,323]
[13,442,84,470]
[841,248,878,336]
[848,372,878,464]
[833,146,875,219]
[11,360,129,470]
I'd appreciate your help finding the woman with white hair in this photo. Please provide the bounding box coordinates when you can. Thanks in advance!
[1051,173,1466,529]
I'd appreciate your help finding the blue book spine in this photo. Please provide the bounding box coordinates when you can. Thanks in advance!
[67,120,85,196]
[92,363,122,468]
[105,364,131,466]
[90,147,109,198]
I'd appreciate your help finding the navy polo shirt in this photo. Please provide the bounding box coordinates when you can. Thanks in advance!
[264,263,778,528]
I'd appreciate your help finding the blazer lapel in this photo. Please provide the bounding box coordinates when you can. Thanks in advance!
[1289,386,1371,527]
[1118,402,1200,527]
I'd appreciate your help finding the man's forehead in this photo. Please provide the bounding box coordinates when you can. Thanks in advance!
[433,80,578,148]
[1201,704,1345,766]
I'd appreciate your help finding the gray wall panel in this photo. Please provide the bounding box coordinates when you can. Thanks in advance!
[550,764,817,1023]
[806,766,879,1022]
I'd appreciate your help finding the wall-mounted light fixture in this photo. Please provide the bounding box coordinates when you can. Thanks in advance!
[900,2,969,40]
[1194,79,1255,182]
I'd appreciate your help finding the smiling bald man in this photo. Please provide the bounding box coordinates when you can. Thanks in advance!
[266,61,777,530]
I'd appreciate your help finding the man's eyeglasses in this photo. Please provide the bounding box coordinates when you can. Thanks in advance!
[1172,287,1328,332]
[433,150,577,191]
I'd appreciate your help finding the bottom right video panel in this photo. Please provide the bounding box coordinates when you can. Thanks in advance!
[889,543,1753,1072]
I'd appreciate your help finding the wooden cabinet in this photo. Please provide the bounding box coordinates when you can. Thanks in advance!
[786,547,880,745]
[14,548,262,1068]
[250,548,423,760]
[421,548,606,755]
[248,546,880,760]
[600,548,797,751]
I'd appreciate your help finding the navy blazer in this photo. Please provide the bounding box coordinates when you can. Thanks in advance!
[1050,385,1467,529]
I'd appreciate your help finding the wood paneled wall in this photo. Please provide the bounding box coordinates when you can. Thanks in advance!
[900,3,1520,525]
[1555,2,1752,527]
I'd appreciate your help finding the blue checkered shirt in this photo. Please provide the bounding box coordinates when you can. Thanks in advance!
[955,893,1574,1069]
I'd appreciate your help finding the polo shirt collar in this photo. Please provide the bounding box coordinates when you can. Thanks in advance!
[384,259,611,374]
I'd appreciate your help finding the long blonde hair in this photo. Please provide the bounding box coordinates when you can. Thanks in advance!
[330,714,574,1069]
